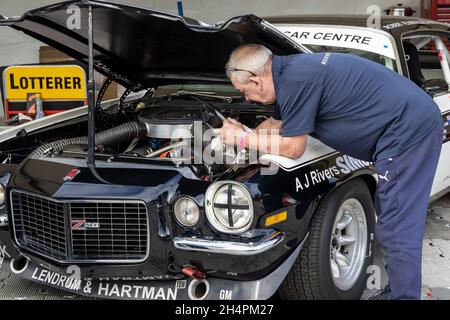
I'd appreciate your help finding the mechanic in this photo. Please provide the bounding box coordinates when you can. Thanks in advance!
[219,44,444,300]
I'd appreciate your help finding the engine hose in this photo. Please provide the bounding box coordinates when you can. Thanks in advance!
[96,121,147,147]
[29,122,148,159]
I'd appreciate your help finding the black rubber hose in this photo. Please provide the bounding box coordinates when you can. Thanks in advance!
[29,136,88,159]
[29,122,147,159]
[96,121,147,147]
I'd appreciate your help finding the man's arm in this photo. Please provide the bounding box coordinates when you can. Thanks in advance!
[244,131,307,159]
[218,118,307,159]
[256,117,282,132]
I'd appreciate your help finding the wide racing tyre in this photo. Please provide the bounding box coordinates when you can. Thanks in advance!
[279,178,376,300]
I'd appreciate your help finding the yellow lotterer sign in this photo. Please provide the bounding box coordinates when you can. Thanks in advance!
[2,65,87,119]
[4,65,86,100]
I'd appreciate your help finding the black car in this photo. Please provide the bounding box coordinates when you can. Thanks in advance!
[0,0,378,300]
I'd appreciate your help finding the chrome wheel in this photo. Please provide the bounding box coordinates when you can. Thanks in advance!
[330,198,368,291]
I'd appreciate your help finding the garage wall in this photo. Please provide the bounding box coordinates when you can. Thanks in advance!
[0,0,421,117]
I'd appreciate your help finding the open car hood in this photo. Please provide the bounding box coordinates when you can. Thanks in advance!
[0,0,307,90]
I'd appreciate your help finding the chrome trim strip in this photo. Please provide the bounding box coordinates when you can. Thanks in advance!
[173,231,285,255]
[9,189,150,264]
[0,213,7,227]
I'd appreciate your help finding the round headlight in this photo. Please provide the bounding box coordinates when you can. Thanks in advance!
[173,197,200,227]
[205,181,253,234]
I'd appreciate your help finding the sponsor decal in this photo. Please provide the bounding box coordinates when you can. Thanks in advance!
[295,155,371,191]
[31,268,82,290]
[29,265,181,299]
[275,25,396,60]
[0,244,10,258]
[71,220,100,231]
[284,30,372,45]
[97,282,178,299]
[89,274,185,281]
[219,289,233,300]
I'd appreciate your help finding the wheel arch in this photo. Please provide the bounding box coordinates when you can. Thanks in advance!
[313,171,378,219]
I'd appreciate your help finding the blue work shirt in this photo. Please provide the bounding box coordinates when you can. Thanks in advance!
[271,53,442,161]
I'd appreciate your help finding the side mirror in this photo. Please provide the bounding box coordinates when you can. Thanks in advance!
[421,78,449,96]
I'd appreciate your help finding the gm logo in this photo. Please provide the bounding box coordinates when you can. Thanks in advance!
[71,220,100,231]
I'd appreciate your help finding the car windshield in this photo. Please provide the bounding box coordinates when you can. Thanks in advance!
[306,45,397,71]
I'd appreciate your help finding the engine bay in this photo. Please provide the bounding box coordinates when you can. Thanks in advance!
[121,95,272,178]
[0,91,274,180]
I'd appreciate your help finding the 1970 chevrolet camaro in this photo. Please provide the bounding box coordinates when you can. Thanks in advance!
[0,1,449,300]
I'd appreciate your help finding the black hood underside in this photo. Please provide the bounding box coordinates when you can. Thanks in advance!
[0,0,305,90]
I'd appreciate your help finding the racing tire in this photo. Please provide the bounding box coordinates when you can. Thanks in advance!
[279,178,376,300]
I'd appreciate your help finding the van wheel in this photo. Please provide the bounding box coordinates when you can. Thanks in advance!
[279,178,375,300]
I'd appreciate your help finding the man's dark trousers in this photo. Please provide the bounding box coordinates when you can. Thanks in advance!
[374,123,444,300]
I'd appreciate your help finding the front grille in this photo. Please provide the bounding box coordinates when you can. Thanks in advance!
[11,192,67,260]
[10,190,149,263]
[70,202,148,261]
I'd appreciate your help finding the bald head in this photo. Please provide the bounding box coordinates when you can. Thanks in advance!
[226,44,273,84]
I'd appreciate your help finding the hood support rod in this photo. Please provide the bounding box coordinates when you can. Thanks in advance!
[87,5,95,168]
[86,5,109,184]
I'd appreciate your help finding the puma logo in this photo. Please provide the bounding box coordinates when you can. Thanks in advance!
[379,171,389,182]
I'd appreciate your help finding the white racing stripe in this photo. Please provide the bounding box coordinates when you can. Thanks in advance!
[259,136,338,171]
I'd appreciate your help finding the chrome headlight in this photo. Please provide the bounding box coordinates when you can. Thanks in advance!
[173,197,200,227]
[205,181,253,234]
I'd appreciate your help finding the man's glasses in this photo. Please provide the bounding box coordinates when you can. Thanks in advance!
[225,67,257,77]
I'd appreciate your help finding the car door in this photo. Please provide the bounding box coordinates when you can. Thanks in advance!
[401,31,450,198]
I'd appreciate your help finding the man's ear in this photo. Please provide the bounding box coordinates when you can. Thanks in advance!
[248,76,262,89]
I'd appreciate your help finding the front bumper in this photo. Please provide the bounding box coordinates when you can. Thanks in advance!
[0,231,307,300]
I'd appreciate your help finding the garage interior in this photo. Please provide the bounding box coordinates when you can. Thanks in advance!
[0,0,449,300]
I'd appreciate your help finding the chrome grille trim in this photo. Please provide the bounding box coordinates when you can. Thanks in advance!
[10,189,150,264]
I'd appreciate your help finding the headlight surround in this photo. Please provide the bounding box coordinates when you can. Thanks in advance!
[173,197,200,227]
[205,181,253,234]
[0,184,5,207]
[0,173,10,208]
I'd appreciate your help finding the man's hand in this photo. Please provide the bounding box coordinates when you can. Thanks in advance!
[216,118,245,145]
[216,117,308,159]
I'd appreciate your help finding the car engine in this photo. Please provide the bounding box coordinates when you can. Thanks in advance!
[23,95,272,180]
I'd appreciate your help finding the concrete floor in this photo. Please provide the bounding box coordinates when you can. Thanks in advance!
[0,192,449,300]
[361,191,450,300]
